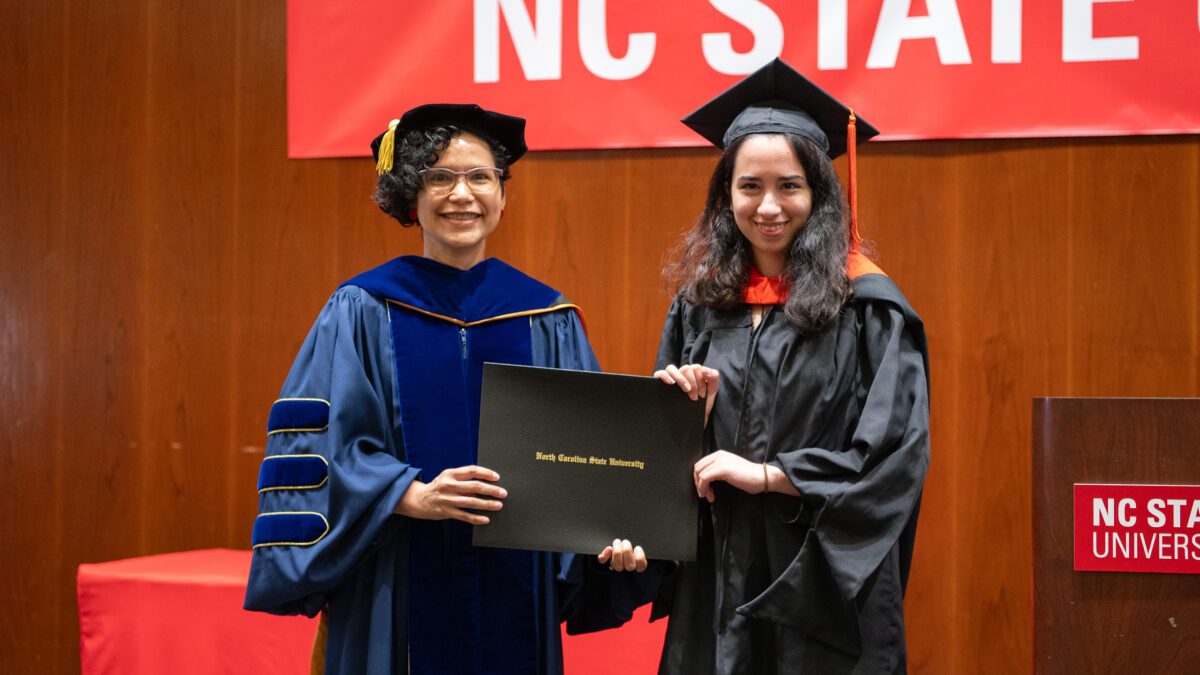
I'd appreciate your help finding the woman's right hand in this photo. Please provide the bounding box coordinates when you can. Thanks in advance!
[654,364,720,426]
[597,539,648,573]
[394,465,506,525]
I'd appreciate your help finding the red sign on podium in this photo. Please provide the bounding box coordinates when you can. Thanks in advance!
[1074,484,1200,574]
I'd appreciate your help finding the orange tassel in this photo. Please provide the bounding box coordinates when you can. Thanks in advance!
[847,109,860,251]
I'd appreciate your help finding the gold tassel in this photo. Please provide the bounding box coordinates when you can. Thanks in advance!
[376,119,400,176]
[847,109,861,250]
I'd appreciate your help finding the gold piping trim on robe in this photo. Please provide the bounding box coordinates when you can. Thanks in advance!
[385,300,584,328]
[267,426,329,436]
[267,398,332,436]
[257,454,330,494]
[250,511,331,548]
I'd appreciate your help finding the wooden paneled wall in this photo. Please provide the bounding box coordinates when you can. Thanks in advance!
[3,2,1198,673]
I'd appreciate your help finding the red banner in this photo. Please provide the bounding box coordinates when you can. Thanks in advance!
[287,0,1200,157]
[1074,484,1200,574]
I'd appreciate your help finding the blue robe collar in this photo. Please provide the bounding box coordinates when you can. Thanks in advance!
[342,256,569,325]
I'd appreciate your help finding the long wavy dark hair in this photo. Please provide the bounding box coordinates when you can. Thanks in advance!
[373,127,512,226]
[663,132,853,334]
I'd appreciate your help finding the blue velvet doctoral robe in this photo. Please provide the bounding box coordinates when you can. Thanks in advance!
[244,256,645,674]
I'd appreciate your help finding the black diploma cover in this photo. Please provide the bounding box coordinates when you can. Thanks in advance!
[472,363,704,561]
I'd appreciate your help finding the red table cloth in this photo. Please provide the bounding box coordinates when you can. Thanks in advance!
[77,549,317,674]
[77,548,665,673]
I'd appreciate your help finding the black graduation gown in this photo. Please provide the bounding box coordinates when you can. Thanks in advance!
[652,272,930,675]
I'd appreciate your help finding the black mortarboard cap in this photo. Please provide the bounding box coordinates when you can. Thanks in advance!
[370,103,527,174]
[681,58,878,159]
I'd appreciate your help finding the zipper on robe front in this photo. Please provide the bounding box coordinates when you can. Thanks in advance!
[714,305,777,635]
[732,305,773,458]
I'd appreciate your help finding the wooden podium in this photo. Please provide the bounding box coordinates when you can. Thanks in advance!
[1033,398,1200,673]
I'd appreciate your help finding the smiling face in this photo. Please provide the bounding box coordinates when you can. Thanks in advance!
[728,134,813,277]
[416,131,506,269]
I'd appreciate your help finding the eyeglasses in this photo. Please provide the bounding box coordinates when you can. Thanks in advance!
[418,167,504,195]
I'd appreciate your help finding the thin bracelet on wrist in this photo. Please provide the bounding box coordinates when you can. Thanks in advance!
[762,462,769,494]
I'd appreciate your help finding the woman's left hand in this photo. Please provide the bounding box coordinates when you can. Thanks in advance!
[597,539,647,572]
[694,450,773,502]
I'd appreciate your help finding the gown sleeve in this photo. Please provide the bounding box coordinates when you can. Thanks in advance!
[243,285,421,617]
[653,294,692,371]
[530,308,664,634]
[746,287,930,644]
[530,305,601,373]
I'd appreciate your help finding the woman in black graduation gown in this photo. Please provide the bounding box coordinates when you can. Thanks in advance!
[652,59,931,674]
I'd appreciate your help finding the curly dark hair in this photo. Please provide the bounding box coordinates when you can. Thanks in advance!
[663,132,853,334]
[373,126,512,226]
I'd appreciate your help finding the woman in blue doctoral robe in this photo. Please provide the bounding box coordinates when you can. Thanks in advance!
[244,104,652,675]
